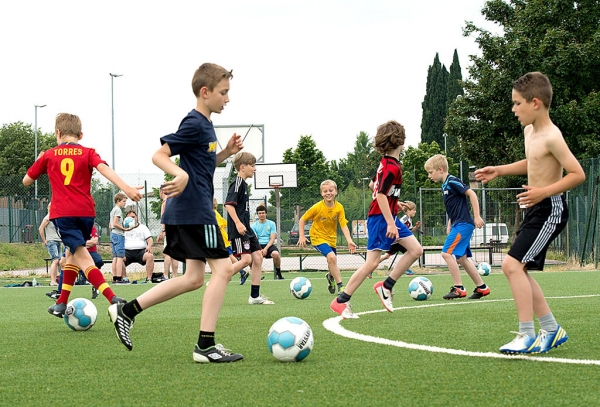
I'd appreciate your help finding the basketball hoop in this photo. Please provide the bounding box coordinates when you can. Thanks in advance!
[269,175,284,189]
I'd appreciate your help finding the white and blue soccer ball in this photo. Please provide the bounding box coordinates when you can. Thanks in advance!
[407,277,433,301]
[267,317,314,362]
[123,217,136,229]
[64,298,98,331]
[477,262,491,276]
[290,277,312,299]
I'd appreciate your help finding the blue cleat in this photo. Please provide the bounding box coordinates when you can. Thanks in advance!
[538,326,568,354]
[499,332,540,354]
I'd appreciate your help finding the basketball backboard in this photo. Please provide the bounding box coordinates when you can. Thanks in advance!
[254,163,298,190]
[214,124,265,163]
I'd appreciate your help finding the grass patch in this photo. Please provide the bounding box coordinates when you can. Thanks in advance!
[0,243,48,271]
[1,270,599,406]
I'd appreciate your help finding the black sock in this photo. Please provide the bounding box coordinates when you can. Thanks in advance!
[198,331,215,350]
[455,285,465,290]
[383,277,397,291]
[251,285,260,298]
[122,299,142,319]
[477,284,487,289]
[337,291,352,304]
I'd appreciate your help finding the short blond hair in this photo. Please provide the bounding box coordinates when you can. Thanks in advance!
[424,154,448,172]
[403,200,416,211]
[55,113,82,137]
[191,63,233,97]
[320,179,338,191]
[213,197,218,210]
[233,152,256,171]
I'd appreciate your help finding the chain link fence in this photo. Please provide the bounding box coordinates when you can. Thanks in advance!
[1,157,598,271]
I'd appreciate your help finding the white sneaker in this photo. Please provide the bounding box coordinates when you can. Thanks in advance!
[499,332,540,354]
[374,281,394,312]
[248,295,275,305]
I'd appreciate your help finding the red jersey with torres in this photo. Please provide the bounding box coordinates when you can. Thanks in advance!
[27,142,106,219]
[367,156,402,217]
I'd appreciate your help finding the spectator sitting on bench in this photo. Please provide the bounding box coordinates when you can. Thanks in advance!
[121,210,166,283]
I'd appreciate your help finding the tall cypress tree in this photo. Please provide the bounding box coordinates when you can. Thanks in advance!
[420,53,448,148]
[445,49,464,159]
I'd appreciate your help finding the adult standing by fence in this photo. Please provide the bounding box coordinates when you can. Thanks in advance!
[39,202,61,286]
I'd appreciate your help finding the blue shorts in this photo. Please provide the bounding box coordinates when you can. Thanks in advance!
[110,233,125,258]
[442,222,474,258]
[52,217,94,254]
[227,246,233,256]
[90,251,104,269]
[367,214,413,251]
[46,240,62,260]
[314,243,336,257]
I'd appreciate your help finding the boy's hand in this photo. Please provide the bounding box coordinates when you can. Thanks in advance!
[474,216,484,228]
[235,221,247,236]
[386,222,399,240]
[474,166,498,183]
[124,186,144,202]
[348,241,357,254]
[161,172,190,198]
[516,185,546,208]
[414,220,421,229]
[397,201,409,212]
[226,133,244,155]
[298,236,307,248]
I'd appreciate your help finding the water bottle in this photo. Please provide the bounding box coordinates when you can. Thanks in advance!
[32,277,37,287]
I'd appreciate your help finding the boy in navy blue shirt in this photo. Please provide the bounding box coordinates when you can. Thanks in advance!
[425,154,490,300]
[109,63,244,363]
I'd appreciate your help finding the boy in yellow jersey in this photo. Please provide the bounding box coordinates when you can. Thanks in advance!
[213,198,249,284]
[299,180,357,294]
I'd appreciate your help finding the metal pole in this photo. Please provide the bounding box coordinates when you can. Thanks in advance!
[443,133,447,155]
[34,104,46,199]
[110,73,122,171]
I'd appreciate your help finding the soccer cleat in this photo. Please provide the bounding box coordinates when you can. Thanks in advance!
[330,298,359,319]
[275,273,284,280]
[338,284,345,294]
[468,286,491,299]
[405,269,414,276]
[538,326,568,354]
[239,270,249,285]
[151,275,167,283]
[443,286,467,300]
[373,281,394,312]
[91,287,99,300]
[108,303,134,351]
[193,344,244,363]
[248,295,275,305]
[325,273,335,294]
[111,296,127,305]
[46,290,60,300]
[499,332,540,354]
[47,303,67,318]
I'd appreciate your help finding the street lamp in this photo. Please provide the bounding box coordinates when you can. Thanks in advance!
[34,104,46,199]
[443,133,447,155]
[110,73,122,171]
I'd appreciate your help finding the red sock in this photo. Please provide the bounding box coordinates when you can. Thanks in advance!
[57,264,79,304]
[84,266,116,303]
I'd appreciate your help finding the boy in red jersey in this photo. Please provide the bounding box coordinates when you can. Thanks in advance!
[330,120,423,319]
[23,113,142,318]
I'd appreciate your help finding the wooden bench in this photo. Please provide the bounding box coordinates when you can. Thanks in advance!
[288,251,367,272]
[44,257,165,275]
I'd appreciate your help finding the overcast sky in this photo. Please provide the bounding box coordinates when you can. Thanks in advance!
[1,0,497,175]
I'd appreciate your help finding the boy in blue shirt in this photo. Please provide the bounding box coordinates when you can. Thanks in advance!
[109,63,244,363]
[425,154,490,300]
[251,204,283,280]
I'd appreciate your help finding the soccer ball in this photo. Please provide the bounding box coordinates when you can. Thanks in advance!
[64,298,98,331]
[290,277,312,299]
[267,317,314,362]
[407,277,433,301]
[478,262,491,276]
[123,217,136,229]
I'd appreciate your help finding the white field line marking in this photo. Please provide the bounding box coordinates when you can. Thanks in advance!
[323,294,600,366]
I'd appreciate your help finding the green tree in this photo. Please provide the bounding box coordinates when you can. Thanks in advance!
[332,131,381,190]
[421,53,449,147]
[446,0,600,189]
[0,122,55,197]
[445,49,465,160]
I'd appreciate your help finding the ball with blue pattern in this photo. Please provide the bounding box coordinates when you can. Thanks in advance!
[407,277,433,301]
[64,298,98,331]
[267,316,314,362]
[477,262,491,276]
[290,277,312,299]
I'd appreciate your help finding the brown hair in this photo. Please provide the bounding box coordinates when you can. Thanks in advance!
[256,204,267,213]
[513,72,553,109]
[233,152,256,171]
[113,192,127,204]
[374,120,405,154]
[55,113,82,137]
[192,63,233,97]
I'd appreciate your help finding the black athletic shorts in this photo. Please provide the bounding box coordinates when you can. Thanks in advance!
[124,249,147,266]
[231,235,261,256]
[508,195,568,271]
[387,241,407,256]
[260,244,280,258]
[164,224,229,263]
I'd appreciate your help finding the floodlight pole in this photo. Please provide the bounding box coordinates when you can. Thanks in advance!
[34,104,46,200]
[110,73,122,172]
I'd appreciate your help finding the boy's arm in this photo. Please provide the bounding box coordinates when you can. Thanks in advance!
[86,235,98,248]
[113,216,129,232]
[517,138,586,207]
[96,163,143,202]
[225,204,246,235]
[216,133,243,165]
[340,226,357,253]
[475,159,528,183]
[465,189,484,228]
[23,174,35,186]
[152,143,189,197]
[298,218,308,247]
[377,193,398,240]
[38,219,48,244]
